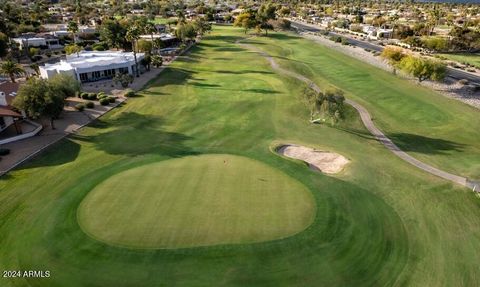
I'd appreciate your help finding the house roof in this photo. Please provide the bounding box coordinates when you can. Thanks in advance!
[0,81,20,106]
[0,106,21,117]
[0,81,21,117]
[41,51,145,73]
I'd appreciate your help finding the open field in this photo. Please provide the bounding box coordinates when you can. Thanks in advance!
[1,26,480,286]
[153,16,176,24]
[439,52,480,68]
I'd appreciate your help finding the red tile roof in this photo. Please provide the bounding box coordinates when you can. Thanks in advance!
[0,107,21,117]
[0,81,21,117]
[0,81,20,106]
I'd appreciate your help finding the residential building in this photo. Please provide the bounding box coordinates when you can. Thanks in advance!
[0,82,22,133]
[39,51,145,83]
[13,35,62,50]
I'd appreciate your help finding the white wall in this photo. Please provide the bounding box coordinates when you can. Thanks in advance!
[0,116,14,132]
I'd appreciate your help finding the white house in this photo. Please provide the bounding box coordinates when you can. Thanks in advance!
[13,35,62,50]
[13,37,46,49]
[39,51,145,83]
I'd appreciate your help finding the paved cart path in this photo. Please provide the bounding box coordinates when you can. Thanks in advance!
[237,40,479,191]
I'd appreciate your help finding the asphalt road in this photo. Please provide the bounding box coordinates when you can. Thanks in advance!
[291,21,480,84]
[238,38,479,191]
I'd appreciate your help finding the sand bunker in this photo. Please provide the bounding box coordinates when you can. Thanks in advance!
[277,144,349,174]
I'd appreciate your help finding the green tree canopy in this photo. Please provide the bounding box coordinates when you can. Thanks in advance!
[12,77,66,129]
[256,3,277,36]
[234,12,257,34]
[399,55,446,82]
[0,60,25,83]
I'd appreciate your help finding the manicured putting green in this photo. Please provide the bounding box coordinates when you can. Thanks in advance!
[78,154,315,249]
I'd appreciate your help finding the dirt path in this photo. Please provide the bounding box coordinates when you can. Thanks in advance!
[237,40,479,191]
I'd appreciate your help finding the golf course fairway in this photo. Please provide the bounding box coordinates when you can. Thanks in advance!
[1,25,480,287]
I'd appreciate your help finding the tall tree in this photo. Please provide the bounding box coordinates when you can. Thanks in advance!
[0,60,25,83]
[99,19,128,49]
[67,21,79,44]
[380,46,406,74]
[256,3,277,36]
[302,86,345,124]
[193,17,212,37]
[234,12,256,34]
[0,32,8,59]
[12,76,71,129]
[144,21,157,45]
[126,23,142,77]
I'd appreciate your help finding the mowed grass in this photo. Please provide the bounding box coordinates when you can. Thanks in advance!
[439,52,480,68]
[246,34,480,179]
[0,25,480,287]
[78,154,315,249]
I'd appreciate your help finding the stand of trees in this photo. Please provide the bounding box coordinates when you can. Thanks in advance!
[302,86,346,124]
[381,46,446,82]
[234,3,278,36]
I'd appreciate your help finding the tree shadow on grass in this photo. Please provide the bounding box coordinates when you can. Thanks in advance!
[214,47,246,52]
[14,138,82,171]
[267,33,301,41]
[159,67,197,85]
[387,133,466,155]
[244,88,280,94]
[331,126,376,141]
[206,35,242,43]
[190,82,222,88]
[214,70,273,75]
[71,112,196,157]
[188,83,280,94]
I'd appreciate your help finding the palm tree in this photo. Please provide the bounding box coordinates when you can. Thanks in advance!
[0,60,25,83]
[126,24,141,77]
[143,22,157,53]
[389,14,399,39]
[67,21,79,44]
[29,63,40,76]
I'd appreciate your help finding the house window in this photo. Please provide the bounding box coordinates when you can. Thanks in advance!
[0,117,5,129]
[79,73,88,82]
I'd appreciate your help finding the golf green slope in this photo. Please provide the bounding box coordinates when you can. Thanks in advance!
[78,154,315,249]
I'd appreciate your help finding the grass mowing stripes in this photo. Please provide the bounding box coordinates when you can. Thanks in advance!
[0,26,479,287]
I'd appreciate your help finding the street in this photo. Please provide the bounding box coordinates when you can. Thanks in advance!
[291,21,480,84]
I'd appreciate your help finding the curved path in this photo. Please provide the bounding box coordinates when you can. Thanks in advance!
[237,41,479,191]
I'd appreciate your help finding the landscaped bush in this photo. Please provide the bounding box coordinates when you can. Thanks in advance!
[96,92,107,100]
[108,96,116,103]
[0,148,10,156]
[87,93,97,100]
[85,101,94,108]
[124,89,136,97]
[99,98,110,106]
[80,92,89,99]
[75,103,85,111]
